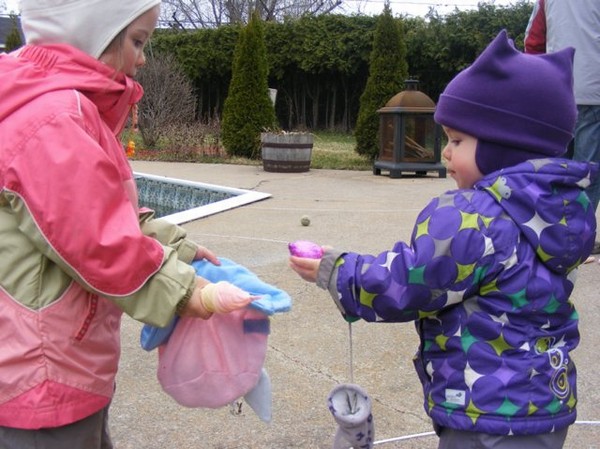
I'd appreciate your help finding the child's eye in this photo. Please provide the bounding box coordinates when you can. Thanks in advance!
[451,139,461,145]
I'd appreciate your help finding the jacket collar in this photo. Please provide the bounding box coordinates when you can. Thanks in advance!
[3,44,143,134]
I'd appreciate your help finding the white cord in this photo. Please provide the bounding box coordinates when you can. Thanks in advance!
[348,321,354,384]
[373,431,436,445]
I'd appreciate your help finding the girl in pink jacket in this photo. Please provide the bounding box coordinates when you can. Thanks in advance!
[0,1,252,447]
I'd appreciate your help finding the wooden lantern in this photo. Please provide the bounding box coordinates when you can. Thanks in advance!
[374,80,446,179]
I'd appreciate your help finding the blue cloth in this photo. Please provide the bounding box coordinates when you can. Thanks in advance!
[140,257,291,351]
[140,315,180,351]
[191,258,292,316]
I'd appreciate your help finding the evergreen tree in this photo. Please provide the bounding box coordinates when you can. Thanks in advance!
[5,15,22,52]
[354,2,408,159]
[221,11,277,159]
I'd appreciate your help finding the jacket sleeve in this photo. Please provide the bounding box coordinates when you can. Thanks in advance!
[317,194,496,323]
[524,0,547,54]
[4,101,195,327]
[139,208,199,264]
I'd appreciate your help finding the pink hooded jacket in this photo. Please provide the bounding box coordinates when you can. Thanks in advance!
[0,44,198,429]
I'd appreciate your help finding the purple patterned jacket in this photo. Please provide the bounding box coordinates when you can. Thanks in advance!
[319,158,597,435]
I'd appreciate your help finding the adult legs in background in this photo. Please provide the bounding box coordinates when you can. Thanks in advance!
[572,105,600,253]
[573,105,600,211]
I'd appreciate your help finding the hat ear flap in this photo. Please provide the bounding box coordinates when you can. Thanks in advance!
[476,140,550,175]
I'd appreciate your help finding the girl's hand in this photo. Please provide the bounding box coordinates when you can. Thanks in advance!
[289,255,320,283]
[180,278,256,318]
[194,245,220,266]
[179,276,212,319]
[199,281,256,313]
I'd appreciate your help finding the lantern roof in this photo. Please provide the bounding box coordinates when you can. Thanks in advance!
[378,80,436,113]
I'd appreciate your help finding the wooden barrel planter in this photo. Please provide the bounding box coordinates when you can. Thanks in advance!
[261,132,313,173]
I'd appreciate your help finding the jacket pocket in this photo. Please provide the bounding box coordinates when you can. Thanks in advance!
[73,293,99,341]
[412,349,430,386]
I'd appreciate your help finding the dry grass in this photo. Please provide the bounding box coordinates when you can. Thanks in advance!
[310,131,371,170]
[126,127,372,170]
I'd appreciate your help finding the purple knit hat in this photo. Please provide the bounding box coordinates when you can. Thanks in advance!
[434,30,576,175]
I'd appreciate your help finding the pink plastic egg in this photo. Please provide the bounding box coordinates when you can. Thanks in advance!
[288,240,323,259]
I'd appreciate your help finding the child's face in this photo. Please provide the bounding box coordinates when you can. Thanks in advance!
[441,127,483,189]
[99,5,160,77]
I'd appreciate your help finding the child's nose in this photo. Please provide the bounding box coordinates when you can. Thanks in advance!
[137,52,147,68]
[441,144,451,160]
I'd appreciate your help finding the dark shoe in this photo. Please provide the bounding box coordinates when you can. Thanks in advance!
[592,242,600,255]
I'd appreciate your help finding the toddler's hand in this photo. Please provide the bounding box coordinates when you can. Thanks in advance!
[289,256,320,283]
[288,240,324,283]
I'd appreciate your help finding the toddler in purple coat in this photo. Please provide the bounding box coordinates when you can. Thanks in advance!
[290,30,597,449]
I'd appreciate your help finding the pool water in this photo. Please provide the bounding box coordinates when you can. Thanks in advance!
[134,172,271,225]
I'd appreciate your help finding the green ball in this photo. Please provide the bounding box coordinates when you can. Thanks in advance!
[301,215,311,226]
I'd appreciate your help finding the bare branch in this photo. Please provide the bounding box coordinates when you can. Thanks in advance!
[160,0,345,28]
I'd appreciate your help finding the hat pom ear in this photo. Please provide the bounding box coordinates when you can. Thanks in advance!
[471,30,519,77]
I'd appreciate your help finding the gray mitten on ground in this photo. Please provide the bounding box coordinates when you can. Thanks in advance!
[327,383,374,449]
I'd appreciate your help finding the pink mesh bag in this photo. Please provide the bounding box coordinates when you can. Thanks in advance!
[157,307,269,408]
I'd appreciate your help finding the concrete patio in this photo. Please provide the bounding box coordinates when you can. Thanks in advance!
[110,161,600,449]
